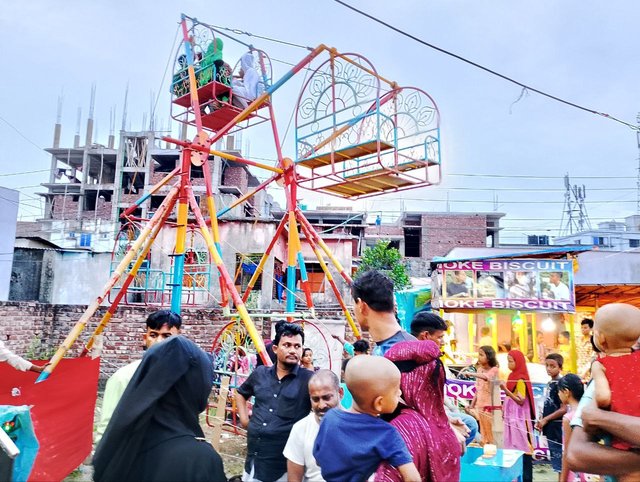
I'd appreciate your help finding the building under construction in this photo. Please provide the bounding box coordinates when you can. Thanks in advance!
[37,94,271,253]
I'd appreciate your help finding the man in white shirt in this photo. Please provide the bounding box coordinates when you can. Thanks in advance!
[549,272,570,300]
[283,369,343,482]
[95,310,181,443]
[0,339,46,373]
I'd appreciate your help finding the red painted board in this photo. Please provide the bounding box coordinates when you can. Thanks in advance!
[0,357,100,481]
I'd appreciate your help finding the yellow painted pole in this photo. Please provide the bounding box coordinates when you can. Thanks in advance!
[468,313,475,354]
[567,313,578,373]
[243,216,288,303]
[312,241,361,338]
[523,314,530,358]
[37,187,180,381]
[298,220,360,338]
[187,190,271,366]
[291,214,314,311]
[491,313,498,351]
[532,313,539,362]
[298,212,352,285]
[206,193,229,307]
[82,193,177,354]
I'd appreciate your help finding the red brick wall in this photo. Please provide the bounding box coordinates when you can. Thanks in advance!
[422,213,487,259]
[364,225,404,236]
[119,194,139,205]
[81,198,112,220]
[0,302,232,380]
[0,302,350,381]
[223,166,248,194]
[51,196,79,219]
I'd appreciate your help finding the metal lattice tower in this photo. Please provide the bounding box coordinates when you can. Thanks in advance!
[559,173,592,236]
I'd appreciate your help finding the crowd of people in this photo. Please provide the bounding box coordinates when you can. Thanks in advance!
[3,269,640,481]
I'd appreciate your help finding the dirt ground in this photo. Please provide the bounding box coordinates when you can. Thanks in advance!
[209,427,248,478]
[63,395,248,482]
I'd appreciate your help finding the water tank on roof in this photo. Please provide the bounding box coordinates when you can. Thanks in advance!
[597,221,625,231]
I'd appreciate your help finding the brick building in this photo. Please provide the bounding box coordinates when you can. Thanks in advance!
[363,211,504,277]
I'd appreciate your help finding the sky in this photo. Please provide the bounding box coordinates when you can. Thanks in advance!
[1,0,639,244]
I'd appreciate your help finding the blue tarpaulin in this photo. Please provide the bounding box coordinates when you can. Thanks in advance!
[0,405,39,482]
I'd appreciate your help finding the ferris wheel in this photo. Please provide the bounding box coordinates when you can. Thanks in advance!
[39,13,442,380]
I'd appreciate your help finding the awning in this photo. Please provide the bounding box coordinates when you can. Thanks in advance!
[432,245,593,265]
[576,284,640,308]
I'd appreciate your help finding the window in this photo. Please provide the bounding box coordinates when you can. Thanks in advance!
[79,233,92,247]
[404,228,421,257]
[305,263,326,293]
[630,239,640,248]
[593,236,608,246]
[234,254,263,292]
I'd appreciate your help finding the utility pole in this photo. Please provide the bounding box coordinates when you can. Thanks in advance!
[636,112,640,214]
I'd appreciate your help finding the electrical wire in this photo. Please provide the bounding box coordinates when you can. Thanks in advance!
[0,114,48,151]
[207,24,313,51]
[151,23,181,122]
[448,173,634,180]
[0,169,50,177]
[331,0,640,132]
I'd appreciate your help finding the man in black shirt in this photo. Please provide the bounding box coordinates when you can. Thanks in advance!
[236,322,312,482]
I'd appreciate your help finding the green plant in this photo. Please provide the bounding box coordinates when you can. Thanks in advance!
[356,240,411,290]
[24,335,57,360]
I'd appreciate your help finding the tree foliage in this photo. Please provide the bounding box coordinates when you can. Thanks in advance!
[356,240,411,290]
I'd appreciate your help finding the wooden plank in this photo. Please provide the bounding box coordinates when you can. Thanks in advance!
[298,140,394,169]
[210,376,230,450]
[321,172,417,197]
[346,161,428,180]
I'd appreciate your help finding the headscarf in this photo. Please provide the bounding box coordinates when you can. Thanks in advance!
[207,37,224,63]
[239,51,260,100]
[506,349,536,420]
[93,336,214,482]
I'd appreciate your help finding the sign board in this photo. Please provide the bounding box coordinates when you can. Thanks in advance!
[432,259,575,312]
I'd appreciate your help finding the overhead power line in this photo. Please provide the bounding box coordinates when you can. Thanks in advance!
[448,173,632,180]
[0,169,50,177]
[332,0,639,131]
[0,115,47,152]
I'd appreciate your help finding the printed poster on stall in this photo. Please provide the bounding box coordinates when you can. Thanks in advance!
[432,258,575,312]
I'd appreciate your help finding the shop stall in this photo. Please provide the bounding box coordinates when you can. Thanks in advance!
[430,247,592,375]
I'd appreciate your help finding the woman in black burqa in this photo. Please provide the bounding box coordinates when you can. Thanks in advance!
[93,336,226,481]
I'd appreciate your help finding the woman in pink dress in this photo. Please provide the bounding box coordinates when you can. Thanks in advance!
[499,349,536,482]
[467,345,500,445]
[375,340,461,482]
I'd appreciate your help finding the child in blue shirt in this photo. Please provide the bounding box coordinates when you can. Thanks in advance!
[313,355,419,482]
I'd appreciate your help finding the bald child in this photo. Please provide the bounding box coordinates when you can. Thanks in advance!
[313,355,419,482]
[591,303,640,482]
